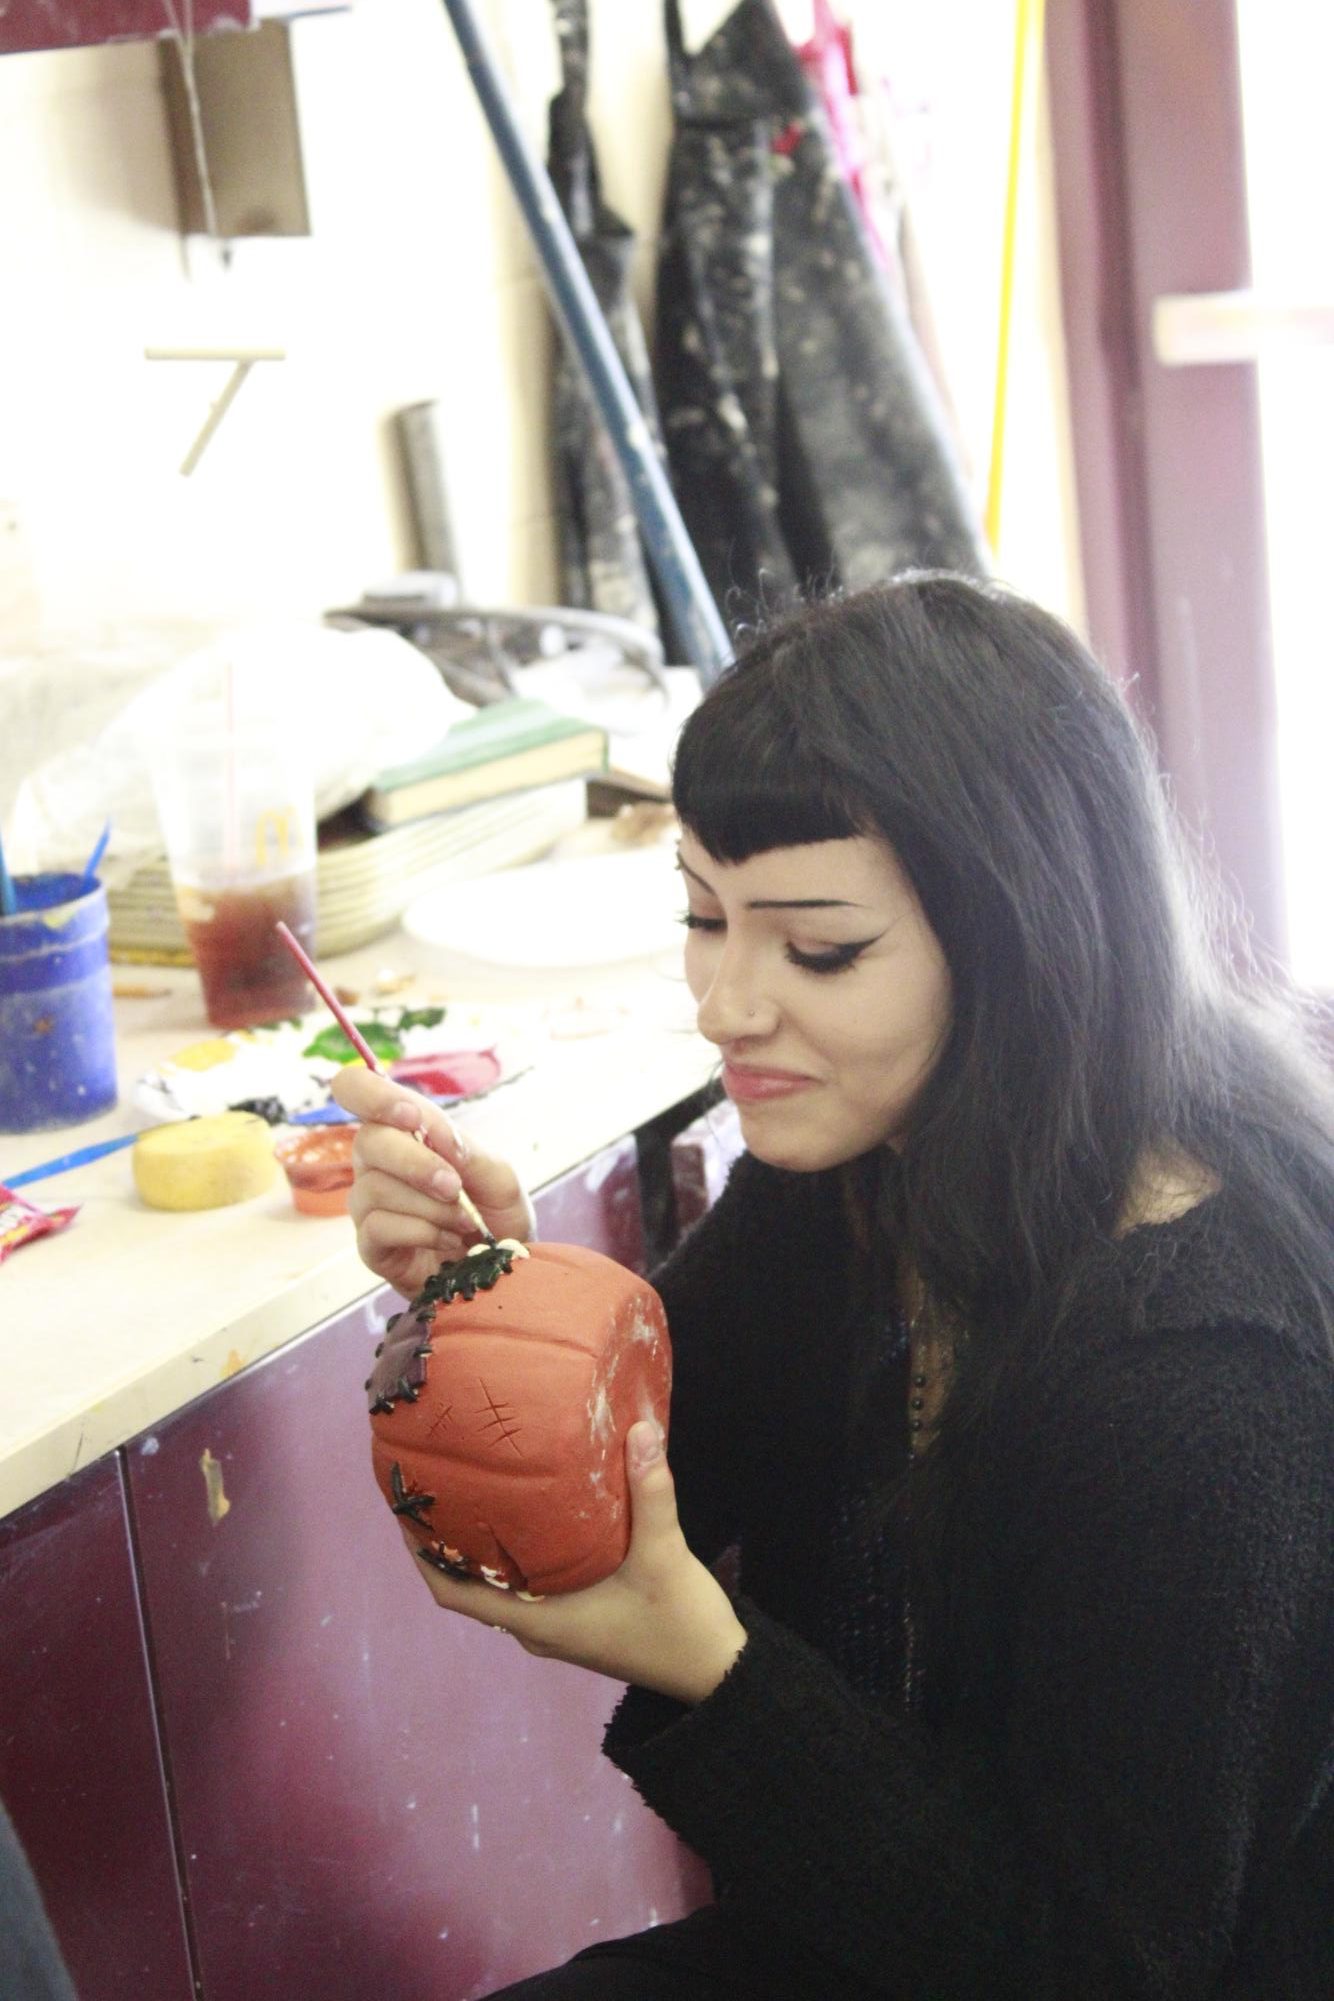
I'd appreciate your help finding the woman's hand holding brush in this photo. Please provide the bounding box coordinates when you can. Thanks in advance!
[331,1064,535,1298]
[273,921,534,1294]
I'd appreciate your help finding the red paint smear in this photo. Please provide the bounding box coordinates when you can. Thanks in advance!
[389,1050,502,1099]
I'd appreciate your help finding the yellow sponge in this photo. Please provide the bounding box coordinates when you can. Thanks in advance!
[133,1112,277,1212]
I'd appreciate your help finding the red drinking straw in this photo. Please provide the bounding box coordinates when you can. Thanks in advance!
[273,920,493,1241]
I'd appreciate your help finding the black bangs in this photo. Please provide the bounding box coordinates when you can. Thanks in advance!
[671,660,867,863]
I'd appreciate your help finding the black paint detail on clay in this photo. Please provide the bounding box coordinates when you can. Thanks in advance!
[366,1243,520,1414]
[413,1241,520,1309]
[389,1462,435,1529]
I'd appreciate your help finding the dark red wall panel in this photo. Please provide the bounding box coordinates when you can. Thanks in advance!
[1048,0,1284,963]
[0,1,251,56]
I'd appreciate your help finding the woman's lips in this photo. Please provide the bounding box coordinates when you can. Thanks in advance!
[722,1061,817,1102]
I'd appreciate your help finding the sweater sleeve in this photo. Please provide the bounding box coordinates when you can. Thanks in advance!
[604,1324,1334,1999]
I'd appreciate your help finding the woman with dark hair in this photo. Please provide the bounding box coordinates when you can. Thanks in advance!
[335,575,1334,1999]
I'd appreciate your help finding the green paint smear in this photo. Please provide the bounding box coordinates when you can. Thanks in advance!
[302,1005,446,1065]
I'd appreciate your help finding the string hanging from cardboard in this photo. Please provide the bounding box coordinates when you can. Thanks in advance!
[160,0,226,255]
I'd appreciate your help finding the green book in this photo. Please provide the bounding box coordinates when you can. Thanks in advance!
[362,698,608,829]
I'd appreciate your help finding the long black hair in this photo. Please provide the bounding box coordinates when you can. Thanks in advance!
[672,574,1334,1357]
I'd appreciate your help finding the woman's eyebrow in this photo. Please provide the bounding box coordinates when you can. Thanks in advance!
[676,853,866,910]
[748,897,864,910]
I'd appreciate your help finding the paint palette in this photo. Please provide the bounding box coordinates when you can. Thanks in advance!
[132,1007,513,1126]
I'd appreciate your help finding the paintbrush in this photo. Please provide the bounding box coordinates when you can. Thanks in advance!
[0,827,16,920]
[274,921,494,1244]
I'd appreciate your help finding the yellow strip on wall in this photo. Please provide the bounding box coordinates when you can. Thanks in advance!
[986,0,1048,553]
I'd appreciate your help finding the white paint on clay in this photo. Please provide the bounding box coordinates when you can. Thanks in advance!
[587,1382,613,1445]
[628,1302,659,1347]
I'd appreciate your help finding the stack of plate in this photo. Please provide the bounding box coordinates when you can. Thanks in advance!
[107,781,588,962]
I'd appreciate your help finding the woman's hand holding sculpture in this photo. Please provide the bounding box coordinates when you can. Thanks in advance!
[402,1419,748,1706]
[336,1066,747,1704]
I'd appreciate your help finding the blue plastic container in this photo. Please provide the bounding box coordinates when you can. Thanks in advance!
[0,874,118,1134]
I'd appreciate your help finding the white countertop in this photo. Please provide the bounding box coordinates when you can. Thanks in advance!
[0,925,714,1521]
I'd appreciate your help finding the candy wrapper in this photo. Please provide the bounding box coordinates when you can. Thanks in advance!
[0,1185,80,1263]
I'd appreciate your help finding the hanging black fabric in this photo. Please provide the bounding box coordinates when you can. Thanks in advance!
[546,0,664,640]
[655,0,989,633]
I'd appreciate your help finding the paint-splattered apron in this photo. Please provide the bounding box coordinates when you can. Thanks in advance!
[546,0,665,641]
[654,0,989,636]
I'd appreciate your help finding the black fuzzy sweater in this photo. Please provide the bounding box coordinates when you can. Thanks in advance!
[603,1154,1334,1998]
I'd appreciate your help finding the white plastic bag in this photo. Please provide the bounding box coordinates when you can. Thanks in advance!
[6,621,468,887]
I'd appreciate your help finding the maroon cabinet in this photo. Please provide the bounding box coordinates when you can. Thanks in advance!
[2,1134,709,2000]
[531,1133,646,1273]
[669,1101,743,1237]
[0,1459,193,2000]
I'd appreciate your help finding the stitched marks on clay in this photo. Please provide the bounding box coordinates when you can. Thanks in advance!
[475,1379,524,1456]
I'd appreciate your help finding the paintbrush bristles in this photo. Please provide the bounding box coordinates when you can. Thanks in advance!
[456,1185,495,1245]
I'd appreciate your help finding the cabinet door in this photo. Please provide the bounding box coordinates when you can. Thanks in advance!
[530,1132,646,1269]
[669,1101,744,1237]
[0,1458,193,2001]
[126,1139,707,2000]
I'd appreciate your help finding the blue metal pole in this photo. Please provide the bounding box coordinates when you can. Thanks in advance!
[438,0,732,686]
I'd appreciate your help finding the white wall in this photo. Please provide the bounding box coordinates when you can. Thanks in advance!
[0,0,677,635]
[0,0,1079,647]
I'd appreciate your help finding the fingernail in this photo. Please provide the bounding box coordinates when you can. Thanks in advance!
[431,1167,461,1199]
[630,1420,662,1470]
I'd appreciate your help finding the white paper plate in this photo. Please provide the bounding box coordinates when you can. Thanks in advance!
[401,844,683,969]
